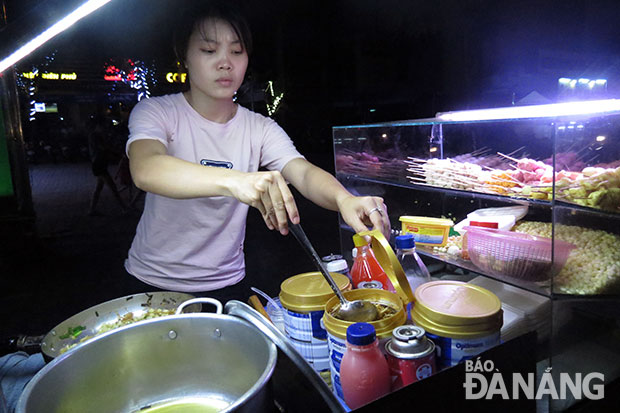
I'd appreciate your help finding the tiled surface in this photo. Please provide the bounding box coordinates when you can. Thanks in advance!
[1,160,340,339]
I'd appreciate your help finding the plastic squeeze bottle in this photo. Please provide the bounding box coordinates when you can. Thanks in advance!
[395,234,431,293]
[351,234,395,292]
[340,322,392,410]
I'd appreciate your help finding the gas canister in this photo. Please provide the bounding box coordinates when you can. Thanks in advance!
[384,325,436,390]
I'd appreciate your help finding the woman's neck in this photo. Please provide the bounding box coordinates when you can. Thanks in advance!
[183,91,237,123]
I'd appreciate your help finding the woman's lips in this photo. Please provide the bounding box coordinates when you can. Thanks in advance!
[216,78,233,87]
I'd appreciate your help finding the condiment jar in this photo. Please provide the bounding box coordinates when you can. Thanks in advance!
[279,271,351,376]
[410,280,503,368]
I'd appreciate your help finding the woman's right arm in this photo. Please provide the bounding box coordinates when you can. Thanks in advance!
[128,139,238,199]
[128,139,299,233]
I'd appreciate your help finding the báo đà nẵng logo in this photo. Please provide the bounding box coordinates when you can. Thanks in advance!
[463,358,604,401]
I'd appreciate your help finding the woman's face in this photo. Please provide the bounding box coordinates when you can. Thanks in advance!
[185,18,249,102]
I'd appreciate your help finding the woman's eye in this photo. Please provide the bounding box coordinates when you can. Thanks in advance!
[200,49,215,54]
[232,50,244,55]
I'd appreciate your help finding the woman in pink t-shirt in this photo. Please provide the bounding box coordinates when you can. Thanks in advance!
[124,1,390,295]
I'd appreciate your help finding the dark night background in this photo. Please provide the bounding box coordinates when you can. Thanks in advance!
[4,0,620,150]
[1,2,620,411]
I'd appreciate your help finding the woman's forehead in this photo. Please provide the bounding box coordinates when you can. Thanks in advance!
[193,18,239,42]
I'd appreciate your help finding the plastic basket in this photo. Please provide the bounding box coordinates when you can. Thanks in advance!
[465,226,576,282]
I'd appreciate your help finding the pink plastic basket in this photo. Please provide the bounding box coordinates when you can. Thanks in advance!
[465,226,576,282]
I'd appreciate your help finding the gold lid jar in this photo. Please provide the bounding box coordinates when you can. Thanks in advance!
[279,271,351,313]
[411,281,503,339]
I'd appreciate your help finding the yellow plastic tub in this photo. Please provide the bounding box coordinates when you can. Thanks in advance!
[399,216,453,247]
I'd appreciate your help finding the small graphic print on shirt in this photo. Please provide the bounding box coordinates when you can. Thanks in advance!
[200,159,233,169]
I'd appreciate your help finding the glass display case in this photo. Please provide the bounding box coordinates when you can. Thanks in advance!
[333,100,620,411]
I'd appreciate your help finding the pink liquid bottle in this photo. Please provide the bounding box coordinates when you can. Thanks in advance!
[351,234,395,292]
[340,323,391,410]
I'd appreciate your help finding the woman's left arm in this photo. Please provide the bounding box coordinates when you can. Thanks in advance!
[282,158,391,237]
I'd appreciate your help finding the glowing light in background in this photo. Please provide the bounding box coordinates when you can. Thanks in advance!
[0,0,113,73]
[266,80,284,117]
[104,59,156,102]
[437,99,620,122]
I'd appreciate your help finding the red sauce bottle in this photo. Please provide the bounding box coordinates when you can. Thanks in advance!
[350,234,394,292]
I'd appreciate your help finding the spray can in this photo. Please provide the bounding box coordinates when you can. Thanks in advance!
[384,325,436,390]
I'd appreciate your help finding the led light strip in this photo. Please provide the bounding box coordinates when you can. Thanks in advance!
[0,0,113,73]
[437,99,620,122]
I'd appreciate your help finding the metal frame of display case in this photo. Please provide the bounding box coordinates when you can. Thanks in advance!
[333,99,620,412]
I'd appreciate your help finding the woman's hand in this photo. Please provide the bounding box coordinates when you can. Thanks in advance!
[228,170,299,235]
[337,195,390,238]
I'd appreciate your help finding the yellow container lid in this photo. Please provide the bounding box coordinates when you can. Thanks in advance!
[355,229,415,306]
[411,281,503,338]
[279,271,351,313]
[352,234,368,248]
[399,216,453,227]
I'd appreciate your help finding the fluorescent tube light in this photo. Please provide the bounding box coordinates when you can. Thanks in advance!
[436,99,620,122]
[0,0,112,73]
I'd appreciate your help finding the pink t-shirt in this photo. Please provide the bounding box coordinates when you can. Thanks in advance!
[124,93,303,292]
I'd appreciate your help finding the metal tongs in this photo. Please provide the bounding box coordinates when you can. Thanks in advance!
[287,220,378,323]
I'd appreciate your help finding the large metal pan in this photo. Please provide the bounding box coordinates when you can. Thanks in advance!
[17,299,345,413]
[40,291,199,360]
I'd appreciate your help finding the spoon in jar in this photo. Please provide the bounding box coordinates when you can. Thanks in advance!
[287,220,379,323]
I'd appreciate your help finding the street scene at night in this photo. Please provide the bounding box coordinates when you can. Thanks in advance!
[1,1,620,412]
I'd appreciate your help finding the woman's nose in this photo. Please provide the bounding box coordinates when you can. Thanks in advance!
[218,56,232,70]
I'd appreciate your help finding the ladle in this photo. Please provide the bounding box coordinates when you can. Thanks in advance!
[287,220,379,323]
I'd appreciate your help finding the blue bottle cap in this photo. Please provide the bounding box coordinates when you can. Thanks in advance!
[346,322,376,346]
[395,234,415,249]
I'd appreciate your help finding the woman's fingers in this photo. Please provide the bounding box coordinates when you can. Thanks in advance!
[340,196,391,239]
[266,187,286,234]
[253,171,298,234]
[259,189,276,230]
[365,197,389,236]
[275,174,299,224]
[268,174,298,235]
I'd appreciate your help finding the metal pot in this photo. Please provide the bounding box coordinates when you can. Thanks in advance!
[17,299,345,413]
